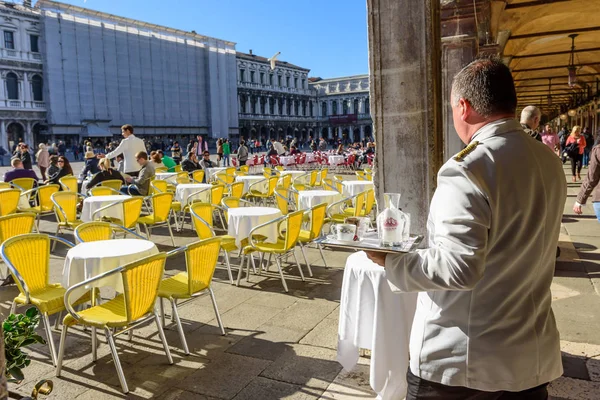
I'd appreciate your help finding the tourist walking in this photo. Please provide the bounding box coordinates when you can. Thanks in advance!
[36,144,50,180]
[541,124,560,156]
[19,144,32,170]
[216,138,224,166]
[583,127,594,167]
[565,126,586,182]
[222,139,231,166]
[520,105,542,142]
[170,141,182,164]
[366,57,565,400]
[237,140,249,166]
[574,136,600,221]
[102,124,146,176]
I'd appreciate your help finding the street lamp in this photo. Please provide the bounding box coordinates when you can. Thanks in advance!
[567,109,577,117]
[567,34,579,88]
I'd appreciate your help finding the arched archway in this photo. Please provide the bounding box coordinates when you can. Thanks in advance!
[301,129,307,142]
[353,128,360,143]
[321,127,328,139]
[269,128,275,141]
[33,122,48,147]
[6,122,24,150]
[364,125,372,141]
[260,126,267,140]
[286,126,293,138]
[342,128,350,145]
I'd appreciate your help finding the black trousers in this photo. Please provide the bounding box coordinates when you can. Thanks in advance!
[570,153,583,177]
[406,369,549,400]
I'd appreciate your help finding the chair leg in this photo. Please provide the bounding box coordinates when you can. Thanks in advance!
[223,251,233,284]
[246,255,253,282]
[318,244,328,268]
[42,313,57,366]
[209,287,226,336]
[105,328,129,394]
[54,311,62,331]
[236,254,245,286]
[56,325,69,377]
[167,221,176,247]
[267,253,273,272]
[160,297,166,327]
[92,326,98,362]
[10,301,16,314]
[153,310,173,364]
[275,258,289,293]
[292,251,305,281]
[299,243,313,277]
[170,298,189,355]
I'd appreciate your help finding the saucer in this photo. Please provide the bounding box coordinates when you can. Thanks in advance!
[326,235,362,245]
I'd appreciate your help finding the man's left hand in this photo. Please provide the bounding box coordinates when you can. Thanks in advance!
[125,176,133,183]
[365,251,387,266]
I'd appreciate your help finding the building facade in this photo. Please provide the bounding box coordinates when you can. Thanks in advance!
[310,75,372,144]
[0,1,46,151]
[237,51,317,144]
[35,0,238,146]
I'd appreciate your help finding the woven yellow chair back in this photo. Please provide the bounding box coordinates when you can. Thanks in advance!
[335,180,343,193]
[216,172,234,185]
[59,175,77,192]
[185,237,222,294]
[225,167,235,175]
[308,203,328,240]
[75,221,112,243]
[190,203,214,239]
[89,187,114,196]
[275,187,289,216]
[283,210,304,251]
[192,170,204,183]
[100,179,122,191]
[275,166,284,171]
[155,167,168,173]
[263,167,272,178]
[355,171,366,181]
[122,197,143,229]
[150,180,168,194]
[222,197,240,209]
[0,213,35,243]
[38,185,60,212]
[52,192,78,223]
[11,178,35,191]
[0,189,21,216]
[176,172,190,184]
[121,252,167,322]
[281,174,292,189]
[309,170,319,187]
[320,168,328,183]
[2,234,50,295]
[266,176,279,196]
[0,182,11,190]
[210,185,226,206]
[230,182,244,199]
[239,165,249,174]
[151,192,173,223]
[174,165,182,172]
[364,189,375,214]
[354,192,366,217]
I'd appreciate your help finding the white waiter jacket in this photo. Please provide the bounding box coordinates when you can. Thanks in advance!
[105,135,147,173]
[385,118,565,391]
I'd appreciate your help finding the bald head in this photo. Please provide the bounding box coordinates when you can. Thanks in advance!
[520,106,541,130]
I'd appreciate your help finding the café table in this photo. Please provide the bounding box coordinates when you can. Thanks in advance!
[81,195,130,222]
[305,152,316,163]
[279,156,296,166]
[341,180,374,197]
[62,238,158,295]
[227,206,282,247]
[329,155,345,166]
[155,172,179,184]
[206,167,229,181]
[297,190,341,210]
[338,251,417,400]
[235,175,267,195]
[175,183,212,204]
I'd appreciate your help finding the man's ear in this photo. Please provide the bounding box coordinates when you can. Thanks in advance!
[458,98,470,122]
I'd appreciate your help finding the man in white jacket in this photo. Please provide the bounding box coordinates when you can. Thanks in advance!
[102,124,146,176]
[367,57,565,399]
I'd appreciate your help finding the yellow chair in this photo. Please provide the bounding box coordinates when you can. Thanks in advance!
[274,186,291,215]
[275,166,284,172]
[229,181,245,199]
[10,177,35,192]
[240,210,305,292]
[0,234,93,366]
[344,189,375,218]
[159,237,225,354]
[91,197,144,232]
[245,176,278,206]
[0,188,23,216]
[326,191,367,223]
[137,192,176,246]
[192,170,205,183]
[215,171,235,186]
[308,170,319,188]
[174,165,183,173]
[297,203,329,273]
[239,165,249,174]
[0,212,35,243]
[318,168,328,187]
[150,179,172,194]
[74,221,146,243]
[280,174,292,190]
[51,192,85,240]
[0,182,11,190]
[322,178,337,192]
[155,166,168,173]
[355,171,367,181]
[57,252,172,394]
[263,167,272,178]
[225,167,236,176]
[176,171,190,184]
[99,179,123,191]
[88,186,120,196]
[190,203,238,284]
[59,175,78,192]
[18,184,60,229]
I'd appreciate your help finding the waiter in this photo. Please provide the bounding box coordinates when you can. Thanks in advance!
[102,124,146,176]
[367,57,565,399]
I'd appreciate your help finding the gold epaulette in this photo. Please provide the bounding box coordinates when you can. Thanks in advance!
[453,141,479,162]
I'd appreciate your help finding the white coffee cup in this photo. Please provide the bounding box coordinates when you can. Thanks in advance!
[331,224,356,241]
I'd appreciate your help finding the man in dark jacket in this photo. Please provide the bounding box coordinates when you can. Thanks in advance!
[519,105,542,142]
[181,152,200,173]
[19,144,32,170]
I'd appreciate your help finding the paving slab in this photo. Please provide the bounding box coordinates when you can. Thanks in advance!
[299,316,338,350]
[226,324,307,361]
[233,376,323,399]
[319,363,376,400]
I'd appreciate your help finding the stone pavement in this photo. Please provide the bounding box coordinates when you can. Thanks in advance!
[0,163,597,399]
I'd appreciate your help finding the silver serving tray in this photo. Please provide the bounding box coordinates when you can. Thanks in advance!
[316,232,423,254]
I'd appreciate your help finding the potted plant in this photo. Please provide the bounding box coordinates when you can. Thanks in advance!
[3,308,46,384]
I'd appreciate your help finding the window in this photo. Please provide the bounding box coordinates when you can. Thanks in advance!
[4,31,14,49]
[309,101,313,117]
[29,35,39,53]
[294,101,299,116]
[322,102,327,117]
[301,79,305,89]
[250,71,255,83]
[269,74,274,85]
[269,98,275,114]
[260,72,264,84]
[260,98,265,114]
[354,99,359,114]
[251,96,256,114]
[239,69,245,82]
[343,100,348,115]
[6,72,18,99]
[278,99,283,115]
[294,77,298,88]
[286,100,291,115]
[365,97,370,114]
[31,74,43,101]
[240,95,247,113]
[286,76,290,87]
[332,101,338,115]
[278,75,282,86]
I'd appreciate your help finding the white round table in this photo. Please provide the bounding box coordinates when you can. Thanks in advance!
[329,155,346,166]
[235,175,267,194]
[297,190,341,210]
[279,156,296,166]
[305,153,316,163]
[155,172,179,184]
[206,167,229,180]
[62,239,158,295]
[227,206,282,247]
[81,195,130,222]
[341,180,374,197]
[175,183,212,204]
[81,179,92,195]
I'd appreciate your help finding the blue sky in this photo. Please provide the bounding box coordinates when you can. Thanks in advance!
[43,0,369,78]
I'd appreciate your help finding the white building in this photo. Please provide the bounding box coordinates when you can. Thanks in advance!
[0,0,45,151]
[237,50,317,143]
[310,75,372,143]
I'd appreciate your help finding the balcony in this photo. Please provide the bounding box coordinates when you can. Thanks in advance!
[237,81,314,96]
[239,113,315,122]
[0,100,46,110]
[0,49,43,63]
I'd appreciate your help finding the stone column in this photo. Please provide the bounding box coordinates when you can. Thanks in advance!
[25,120,33,147]
[0,120,6,151]
[328,126,332,139]
[360,125,365,140]
[367,0,443,235]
